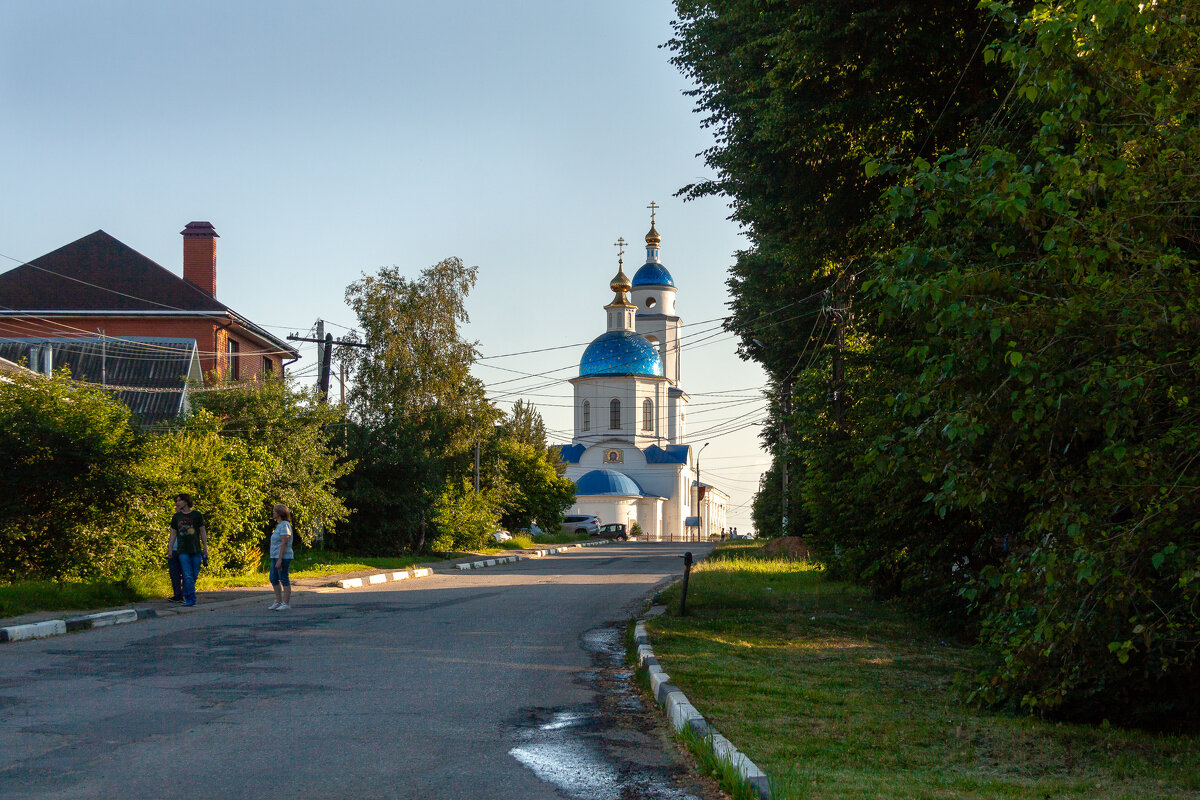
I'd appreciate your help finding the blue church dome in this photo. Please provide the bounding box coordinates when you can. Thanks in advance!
[632,262,675,287]
[575,468,645,497]
[579,330,663,378]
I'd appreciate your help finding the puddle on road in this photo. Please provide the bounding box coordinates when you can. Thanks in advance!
[508,624,718,800]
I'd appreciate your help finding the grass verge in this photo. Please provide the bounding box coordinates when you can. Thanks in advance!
[0,551,429,618]
[475,532,592,553]
[645,542,1200,800]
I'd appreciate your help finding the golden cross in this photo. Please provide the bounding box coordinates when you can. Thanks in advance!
[614,237,626,266]
[647,201,659,224]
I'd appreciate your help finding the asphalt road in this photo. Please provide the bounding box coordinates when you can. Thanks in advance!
[0,541,718,800]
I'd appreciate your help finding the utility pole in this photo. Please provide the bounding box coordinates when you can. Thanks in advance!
[696,441,710,542]
[781,378,790,536]
[315,318,325,377]
[287,329,368,402]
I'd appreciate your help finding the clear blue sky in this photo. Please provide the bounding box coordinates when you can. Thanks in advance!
[0,1,770,531]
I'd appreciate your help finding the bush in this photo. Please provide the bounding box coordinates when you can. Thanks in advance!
[0,373,147,581]
[428,480,500,553]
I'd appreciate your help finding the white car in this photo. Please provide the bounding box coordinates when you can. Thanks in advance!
[560,514,600,536]
[492,531,512,543]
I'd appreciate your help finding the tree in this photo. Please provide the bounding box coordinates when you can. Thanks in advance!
[190,375,351,547]
[867,0,1200,722]
[0,373,146,580]
[138,411,270,573]
[340,257,499,552]
[492,439,576,534]
[499,398,549,451]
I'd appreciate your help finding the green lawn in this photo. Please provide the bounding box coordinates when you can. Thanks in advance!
[0,551,429,619]
[645,543,1199,800]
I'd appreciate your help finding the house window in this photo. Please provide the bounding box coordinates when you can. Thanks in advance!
[609,398,621,429]
[582,400,590,431]
[642,398,653,430]
[263,356,274,377]
[227,339,240,380]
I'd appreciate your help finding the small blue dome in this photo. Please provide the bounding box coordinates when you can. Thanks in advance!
[632,262,675,287]
[579,330,663,378]
[575,469,644,497]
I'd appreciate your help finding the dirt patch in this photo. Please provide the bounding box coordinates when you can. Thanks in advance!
[761,536,812,559]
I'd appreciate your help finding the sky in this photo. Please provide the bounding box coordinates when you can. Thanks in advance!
[0,1,770,531]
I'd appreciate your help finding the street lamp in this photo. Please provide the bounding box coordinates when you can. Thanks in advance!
[695,441,710,542]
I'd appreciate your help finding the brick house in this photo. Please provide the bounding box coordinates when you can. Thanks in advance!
[0,222,298,380]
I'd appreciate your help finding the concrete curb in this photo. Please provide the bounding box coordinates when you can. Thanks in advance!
[334,566,433,589]
[453,539,612,571]
[1,607,151,644]
[634,619,771,799]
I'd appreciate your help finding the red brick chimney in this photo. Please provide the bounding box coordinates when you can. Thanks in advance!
[181,221,219,296]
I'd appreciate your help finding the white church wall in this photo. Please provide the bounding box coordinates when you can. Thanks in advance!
[635,498,663,541]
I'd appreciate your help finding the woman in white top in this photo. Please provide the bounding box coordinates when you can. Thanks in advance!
[268,503,295,610]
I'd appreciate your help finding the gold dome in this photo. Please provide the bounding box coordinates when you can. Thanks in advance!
[608,265,633,306]
[610,266,632,294]
[645,224,661,246]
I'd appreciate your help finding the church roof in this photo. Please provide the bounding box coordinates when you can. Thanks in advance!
[643,444,690,464]
[632,262,675,288]
[579,330,663,378]
[574,468,646,497]
[555,444,585,464]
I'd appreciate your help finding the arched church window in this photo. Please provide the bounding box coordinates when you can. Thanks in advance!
[645,297,657,309]
[609,398,621,430]
[582,400,590,431]
[642,398,653,430]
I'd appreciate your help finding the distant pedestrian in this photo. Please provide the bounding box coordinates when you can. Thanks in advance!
[268,504,295,611]
[167,517,183,603]
[168,494,208,607]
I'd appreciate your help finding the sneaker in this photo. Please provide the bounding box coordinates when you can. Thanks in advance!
[182,600,196,607]
[274,603,290,611]
[168,597,183,603]
[268,601,281,610]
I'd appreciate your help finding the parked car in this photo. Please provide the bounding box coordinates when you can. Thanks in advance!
[492,531,512,543]
[560,514,600,537]
[594,523,628,541]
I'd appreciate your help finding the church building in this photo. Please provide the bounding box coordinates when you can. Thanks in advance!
[556,208,728,541]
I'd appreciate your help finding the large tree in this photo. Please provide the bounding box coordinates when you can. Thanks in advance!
[868,0,1200,722]
[339,257,498,552]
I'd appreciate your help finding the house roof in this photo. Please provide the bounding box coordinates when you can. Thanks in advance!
[0,230,297,356]
[0,336,202,427]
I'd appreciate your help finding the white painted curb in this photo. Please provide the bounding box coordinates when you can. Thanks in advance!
[335,566,433,589]
[636,617,771,799]
[453,539,613,571]
[1,608,147,644]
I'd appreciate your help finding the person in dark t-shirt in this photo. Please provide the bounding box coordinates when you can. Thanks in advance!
[168,494,208,607]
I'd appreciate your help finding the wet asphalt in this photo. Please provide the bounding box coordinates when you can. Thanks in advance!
[0,541,720,800]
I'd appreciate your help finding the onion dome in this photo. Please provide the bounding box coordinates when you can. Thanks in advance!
[579,330,664,377]
[633,210,674,287]
[575,468,645,497]
[632,262,675,287]
[608,264,633,306]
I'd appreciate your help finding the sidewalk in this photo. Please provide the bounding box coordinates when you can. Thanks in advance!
[0,545,589,631]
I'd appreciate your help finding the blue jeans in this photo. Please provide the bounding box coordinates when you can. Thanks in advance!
[269,558,292,587]
[178,553,203,604]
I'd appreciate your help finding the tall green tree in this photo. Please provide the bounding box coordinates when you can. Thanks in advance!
[340,257,499,552]
[868,0,1200,722]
